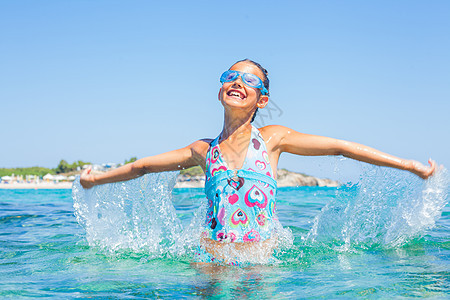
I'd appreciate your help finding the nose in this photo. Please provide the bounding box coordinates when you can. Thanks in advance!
[231,76,244,88]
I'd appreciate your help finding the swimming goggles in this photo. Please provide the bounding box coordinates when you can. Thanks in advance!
[220,70,268,95]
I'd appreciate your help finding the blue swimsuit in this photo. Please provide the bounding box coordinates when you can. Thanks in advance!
[201,125,278,244]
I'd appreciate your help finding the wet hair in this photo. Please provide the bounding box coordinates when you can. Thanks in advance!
[231,59,270,123]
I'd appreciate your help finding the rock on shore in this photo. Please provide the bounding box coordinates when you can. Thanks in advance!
[275,169,339,187]
[174,169,339,188]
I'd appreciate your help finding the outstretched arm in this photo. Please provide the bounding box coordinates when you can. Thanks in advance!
[80,140,209,188]
[270,125,436,179]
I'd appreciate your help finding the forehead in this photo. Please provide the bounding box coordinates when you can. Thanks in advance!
[229,61,265,80]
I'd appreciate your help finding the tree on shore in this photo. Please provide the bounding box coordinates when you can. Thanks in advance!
[0,167,55,177]
[124,157,137,164]
[2,157,141,177]
[55,160,91,174]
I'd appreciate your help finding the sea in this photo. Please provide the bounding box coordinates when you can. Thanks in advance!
[0,166,449,298]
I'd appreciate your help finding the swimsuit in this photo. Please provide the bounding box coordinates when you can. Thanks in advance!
[194,125,278,264]
[203,125,277,243]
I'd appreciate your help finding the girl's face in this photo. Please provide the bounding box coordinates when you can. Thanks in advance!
[219,61,268,111]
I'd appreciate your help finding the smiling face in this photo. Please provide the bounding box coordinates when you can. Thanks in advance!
[219,61,269,113]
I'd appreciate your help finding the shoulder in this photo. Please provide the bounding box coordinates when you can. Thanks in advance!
[258,125,292,135]
[257,125,296,151]
[189,138,214,156]
[257,125,294,141]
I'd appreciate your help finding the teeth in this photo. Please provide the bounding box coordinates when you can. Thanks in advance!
[229,91,243,99]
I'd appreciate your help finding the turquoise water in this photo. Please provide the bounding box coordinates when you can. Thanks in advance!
[1,167,449,298]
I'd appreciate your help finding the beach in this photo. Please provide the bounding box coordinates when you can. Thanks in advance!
[0,182,73,189]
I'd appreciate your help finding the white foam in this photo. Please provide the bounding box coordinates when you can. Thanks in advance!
[72,172,190,255]
[305,166,449,250]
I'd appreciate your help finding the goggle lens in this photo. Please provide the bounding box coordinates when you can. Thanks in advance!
[221,71,239,82]
[242,73,260,88]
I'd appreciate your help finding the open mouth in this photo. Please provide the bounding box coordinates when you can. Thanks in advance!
[227,89,246,100]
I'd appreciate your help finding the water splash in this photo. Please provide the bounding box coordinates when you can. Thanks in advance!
[72,172,204,256]
[305,166,449,251]
[72,172,293,264]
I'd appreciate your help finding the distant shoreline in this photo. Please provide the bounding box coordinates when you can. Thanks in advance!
[0,182,73,189]
[0,169,339,190]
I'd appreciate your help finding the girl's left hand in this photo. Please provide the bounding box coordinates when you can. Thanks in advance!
[408,159,437,179]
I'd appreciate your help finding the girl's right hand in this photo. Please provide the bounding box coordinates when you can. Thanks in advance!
[80,168,95,189]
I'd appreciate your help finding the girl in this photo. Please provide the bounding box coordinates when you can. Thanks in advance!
[80,59,436,265]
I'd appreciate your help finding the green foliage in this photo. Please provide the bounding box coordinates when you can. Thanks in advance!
[124,157,137,164]
[179,166,204,176]
[0,159,91,177]
[55,160,91,174]
[0,167,55,177]
[55,160,70,174]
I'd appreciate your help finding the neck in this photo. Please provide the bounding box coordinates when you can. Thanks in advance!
[221,111,254,141]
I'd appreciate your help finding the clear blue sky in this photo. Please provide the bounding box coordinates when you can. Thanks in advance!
[1,1,449,181]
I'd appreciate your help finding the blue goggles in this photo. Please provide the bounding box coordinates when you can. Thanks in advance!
[220,70,268,95]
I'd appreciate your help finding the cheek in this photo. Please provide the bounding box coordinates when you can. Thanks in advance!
[245,87,259,99]
[218,86,229,101]
[219,83,231,99]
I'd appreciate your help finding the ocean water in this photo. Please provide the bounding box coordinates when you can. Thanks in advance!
[1,167,449,298]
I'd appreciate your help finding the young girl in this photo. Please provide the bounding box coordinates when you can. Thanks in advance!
[80,59,436,265]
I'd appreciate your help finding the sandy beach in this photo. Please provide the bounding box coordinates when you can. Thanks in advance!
[0,182,73,189]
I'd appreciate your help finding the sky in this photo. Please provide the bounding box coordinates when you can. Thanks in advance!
[1,0,449,181]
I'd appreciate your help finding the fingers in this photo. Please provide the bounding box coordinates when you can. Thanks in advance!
[422,158,437,179]
[428,159,436,173]
[81,167,92,177]
[428,159,436,174]
[80,167,94,189]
